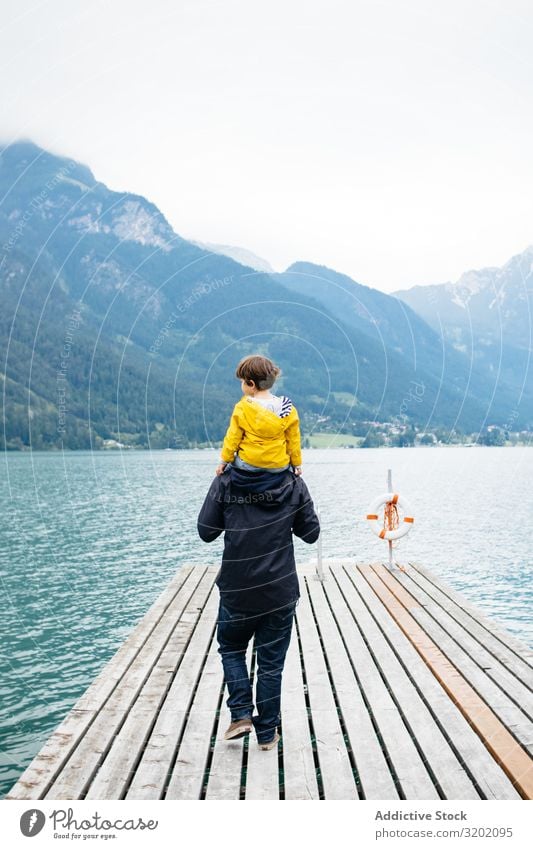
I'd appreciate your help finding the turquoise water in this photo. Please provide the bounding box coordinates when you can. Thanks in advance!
[1,446,532,796]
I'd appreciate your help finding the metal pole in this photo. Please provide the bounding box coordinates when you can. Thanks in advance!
[316,506,324,582]
[387,468,394,570]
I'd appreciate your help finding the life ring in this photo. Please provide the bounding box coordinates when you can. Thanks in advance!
[366,492,414,541]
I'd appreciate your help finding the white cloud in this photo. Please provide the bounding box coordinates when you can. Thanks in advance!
[1,0,532,291]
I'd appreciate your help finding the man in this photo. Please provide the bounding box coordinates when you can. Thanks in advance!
[197,464,320,750]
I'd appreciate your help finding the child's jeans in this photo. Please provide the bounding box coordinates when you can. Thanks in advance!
[231,454,290,473]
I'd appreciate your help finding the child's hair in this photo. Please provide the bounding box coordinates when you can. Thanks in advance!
[235,354,281,390]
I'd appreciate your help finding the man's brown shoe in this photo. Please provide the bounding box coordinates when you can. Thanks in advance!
[224,718,253,740]
[258,731,280,751]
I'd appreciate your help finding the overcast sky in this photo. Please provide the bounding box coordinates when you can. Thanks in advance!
[1,0,532,291]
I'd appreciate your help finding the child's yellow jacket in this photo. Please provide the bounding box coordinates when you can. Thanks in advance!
[221,395,302,468]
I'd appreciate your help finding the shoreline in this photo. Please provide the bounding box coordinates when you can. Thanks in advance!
[2,442,532,454]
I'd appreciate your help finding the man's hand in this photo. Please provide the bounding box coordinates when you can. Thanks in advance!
[215,463,227,476]
[293,465,303,476]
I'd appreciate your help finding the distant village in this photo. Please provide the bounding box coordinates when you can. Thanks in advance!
[301,422,532,449]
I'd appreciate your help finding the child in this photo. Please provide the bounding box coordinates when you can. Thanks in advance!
[216,354,302,476]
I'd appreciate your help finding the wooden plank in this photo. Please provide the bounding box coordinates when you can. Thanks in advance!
[243,602,318,800]
[359,564,533,799]
[245,729,280,800]
[165,632,223,799]
[296,579,358,799]
[203,704,244,800]
[89,572,218,799]
[326,569,439,799]
[411,562,533,665]
[346,564,520,800]
[412,611,533,753]
[203,644,254,801]
[245,636,280,800]
[306,573,399,799]
[6,565,197,800]
[373,566,533,753]
[403,565,533,688]
[44,568,213,799]
[391,568,533,719]
[125,580,219,799]
[280,627,320,800]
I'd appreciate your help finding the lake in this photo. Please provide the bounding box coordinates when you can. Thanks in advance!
[1,446,532,797]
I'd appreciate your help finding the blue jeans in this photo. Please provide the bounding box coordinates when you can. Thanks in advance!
[231,454,290,473]
[216,599,297,744]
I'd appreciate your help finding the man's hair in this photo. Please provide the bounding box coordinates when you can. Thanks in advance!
[235,354,281,390]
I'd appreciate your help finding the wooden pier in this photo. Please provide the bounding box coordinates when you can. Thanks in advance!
[6,561,533,801]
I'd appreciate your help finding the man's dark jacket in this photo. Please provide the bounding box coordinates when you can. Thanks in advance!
[197,467,320,614]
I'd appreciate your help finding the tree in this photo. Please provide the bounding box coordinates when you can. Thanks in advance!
[393,427,416,447]
[479,428,505,446]
[361,431,385,448]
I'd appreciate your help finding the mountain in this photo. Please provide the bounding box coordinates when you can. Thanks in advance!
[395,247,533,423]
[190,240,275,273]
[396,247,533,347]
[276,262,532,430]
[0,140,527,450]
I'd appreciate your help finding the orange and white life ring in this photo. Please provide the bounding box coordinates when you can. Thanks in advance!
[366,492,414,541]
